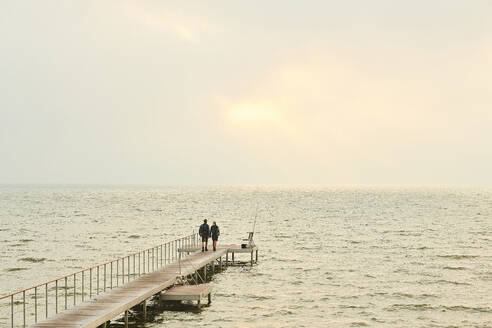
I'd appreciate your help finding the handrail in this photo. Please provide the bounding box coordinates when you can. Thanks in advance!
[0,232,199,328]
[0,233,197,300]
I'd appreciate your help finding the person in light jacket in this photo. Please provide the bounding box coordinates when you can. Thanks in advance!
[210,221,220,251]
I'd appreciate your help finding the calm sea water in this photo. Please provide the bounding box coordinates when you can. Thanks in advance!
[0,185,491,327]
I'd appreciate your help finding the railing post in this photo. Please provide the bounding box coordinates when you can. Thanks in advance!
[11,294,13,328]
[23,290,25,328]
[122,258,125,284]
[97,266,100,294]
[89,268,92,298]
[45,283,48,317]
[82,271,84,302]
[73,274,76,306]
[65,277,67,310]
[133,254,136,279]
[110,262,113,289]
[104,264,107,291]
[55,280,58,313]
[35,287,37,322]
[116,260,119,286]
[128,256,130,280]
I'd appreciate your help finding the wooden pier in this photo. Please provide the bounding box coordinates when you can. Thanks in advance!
[0,233,259,328]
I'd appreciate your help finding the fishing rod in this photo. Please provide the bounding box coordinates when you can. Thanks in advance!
[252,203,259,234]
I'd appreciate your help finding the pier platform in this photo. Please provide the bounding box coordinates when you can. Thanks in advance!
[180,244,259,266]
[160,285,212,308]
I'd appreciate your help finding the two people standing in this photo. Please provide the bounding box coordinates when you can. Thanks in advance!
[199,219,220,252]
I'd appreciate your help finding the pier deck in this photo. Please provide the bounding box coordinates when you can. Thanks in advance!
[30,249,227,328]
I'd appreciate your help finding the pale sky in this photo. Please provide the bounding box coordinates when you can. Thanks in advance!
[1,1,491,185]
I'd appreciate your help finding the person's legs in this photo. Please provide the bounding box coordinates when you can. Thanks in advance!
[202,236,207,251]
[205,237,208,251]
[213,240,217,251]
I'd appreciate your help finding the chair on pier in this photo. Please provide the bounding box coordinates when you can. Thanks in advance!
[242,232,255,248]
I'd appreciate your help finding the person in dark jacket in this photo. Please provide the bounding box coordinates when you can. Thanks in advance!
[210,221,220,251]
[199,219,210,252]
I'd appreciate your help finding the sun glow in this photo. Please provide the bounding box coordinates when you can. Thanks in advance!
[227,104,278,126]
[221,100,296,138]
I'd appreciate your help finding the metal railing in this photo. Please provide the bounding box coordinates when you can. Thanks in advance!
[0,233,199,328]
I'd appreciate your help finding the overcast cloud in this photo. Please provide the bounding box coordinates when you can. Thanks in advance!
[1,1,491,185]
